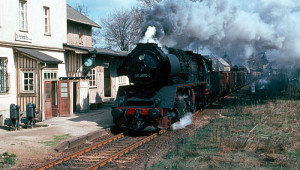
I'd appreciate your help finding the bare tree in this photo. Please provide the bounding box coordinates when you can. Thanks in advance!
[137,0,162,8]
[101,9,141,51]
[100,0,204,50]
[137,0,202,8]
[75,3,90,17]
[131,7,144,39]
[92,27,102,47]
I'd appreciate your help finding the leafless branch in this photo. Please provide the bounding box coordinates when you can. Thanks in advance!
[101,8,143,51]
[75,3,90,17]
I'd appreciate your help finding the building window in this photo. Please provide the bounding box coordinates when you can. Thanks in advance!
[22,71,35,93]
[118,76,127,85]
[44,72,57,80]
[43,7,51,35]
[60,83,68,98]
[0,58,8,93]
[19,0,27,31]
[88,68,96,87]
[78,26,83,44]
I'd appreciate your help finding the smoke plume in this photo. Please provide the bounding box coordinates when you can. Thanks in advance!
[257,78,270,90]
[172,112,193,130]
[140,26,158,43]
[141,0,300,67]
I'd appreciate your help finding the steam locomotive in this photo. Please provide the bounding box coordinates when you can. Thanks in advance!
[111,43,253,131]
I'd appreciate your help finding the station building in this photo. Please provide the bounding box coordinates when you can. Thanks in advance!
[0,0,67,125]
[55,5,129,118]
[0,1,128,125]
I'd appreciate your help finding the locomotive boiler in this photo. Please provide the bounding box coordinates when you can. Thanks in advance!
[111,43,211,131]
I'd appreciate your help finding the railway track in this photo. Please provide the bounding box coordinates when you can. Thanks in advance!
[33,130,166,170]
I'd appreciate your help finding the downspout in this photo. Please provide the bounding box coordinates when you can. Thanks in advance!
[39,62,46,121]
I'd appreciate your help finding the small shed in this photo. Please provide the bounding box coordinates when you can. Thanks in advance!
[63,44,129,113]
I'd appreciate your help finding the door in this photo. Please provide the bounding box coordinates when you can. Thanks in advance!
[77,80,89,112]
[45,81,52,119]
[51,81,58,117]
[73,82,77,112]
[104,68,111,97]
[59,81,70,116]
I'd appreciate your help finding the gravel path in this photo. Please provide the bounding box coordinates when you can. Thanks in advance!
[104,88,247,169]
[0,107,113,169]
[2,88,247,169]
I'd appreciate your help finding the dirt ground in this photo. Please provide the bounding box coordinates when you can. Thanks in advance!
[0,107,113,169]
[1,87,248,169]
[104,88,248,169]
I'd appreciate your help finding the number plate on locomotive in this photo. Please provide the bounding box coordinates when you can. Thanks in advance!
[135,73,151,78]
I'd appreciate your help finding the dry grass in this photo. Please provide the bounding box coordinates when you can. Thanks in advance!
[151,80,300,169]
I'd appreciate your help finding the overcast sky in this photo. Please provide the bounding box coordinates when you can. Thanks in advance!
[67,0,138,23]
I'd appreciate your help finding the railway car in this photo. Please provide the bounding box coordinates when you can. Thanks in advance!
[111,43,253,131]
[219,66,253,95]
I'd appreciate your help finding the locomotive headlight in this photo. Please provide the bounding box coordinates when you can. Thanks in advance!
[153,98,160,107]
[118,97,125,106]
[139,54,145,60]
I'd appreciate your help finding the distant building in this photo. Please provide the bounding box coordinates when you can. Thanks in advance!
[61,5,129,116]
[248,52,268,71]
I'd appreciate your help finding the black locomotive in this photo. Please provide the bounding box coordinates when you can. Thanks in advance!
[111,43,254,131]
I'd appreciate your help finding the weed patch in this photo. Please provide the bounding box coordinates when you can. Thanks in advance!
[151,86,300,169]
[40,134,72,147]
[0,152,17,169]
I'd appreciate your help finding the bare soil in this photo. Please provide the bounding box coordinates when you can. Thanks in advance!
[103,94,244,169]
[0,108,113,169]
[103,111,218,169]
[2,88,246,169]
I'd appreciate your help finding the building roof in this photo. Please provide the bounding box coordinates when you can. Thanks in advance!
[217,57,230,67]
[94,48,129,57]
[63,44,128,57]
[203,55,231,72]
[67,4,101,28]
[14,47,63,64]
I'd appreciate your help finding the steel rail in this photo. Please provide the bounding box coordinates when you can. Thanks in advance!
[33,131,127,170]
[85,129,166,170]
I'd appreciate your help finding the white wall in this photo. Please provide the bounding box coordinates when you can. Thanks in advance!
[0,47,17,125]
[0,0,67,48]
[0,0,67,124]
[42,51,67,78]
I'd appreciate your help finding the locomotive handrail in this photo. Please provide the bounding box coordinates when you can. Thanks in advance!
[176,81,207,88]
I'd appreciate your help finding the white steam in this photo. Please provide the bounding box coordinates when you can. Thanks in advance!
[140,26,158,43]
[141,0,300,67]
[257,78,270,90]
[172,112,193,130]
